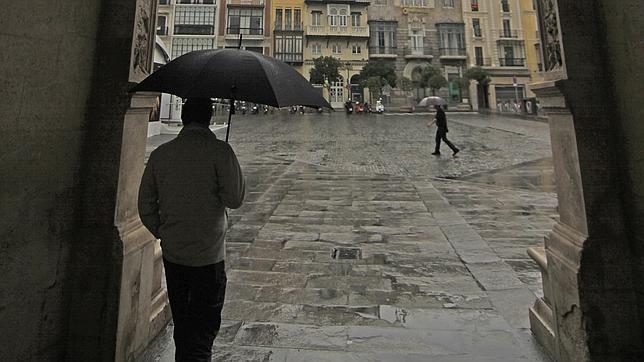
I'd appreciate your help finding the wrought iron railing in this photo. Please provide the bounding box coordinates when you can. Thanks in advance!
[498,57,526,66]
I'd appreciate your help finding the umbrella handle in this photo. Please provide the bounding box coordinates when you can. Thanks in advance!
[226,98,234,143]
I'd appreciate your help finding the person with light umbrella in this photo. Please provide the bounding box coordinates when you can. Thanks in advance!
[428,104,460,156]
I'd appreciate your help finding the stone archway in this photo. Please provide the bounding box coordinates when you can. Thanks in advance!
[527,0,644,360]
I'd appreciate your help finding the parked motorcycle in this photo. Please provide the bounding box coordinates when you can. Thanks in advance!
[251,104,259,114]
[263,105,269,114]
[344,100,353,114]
[375,99,385,114]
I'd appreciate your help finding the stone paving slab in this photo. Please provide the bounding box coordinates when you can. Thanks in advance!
[139,113,554,361]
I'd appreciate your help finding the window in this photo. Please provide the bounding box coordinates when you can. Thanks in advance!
[502,19,512,37]
[339,9,348,27]
[501,0,510,12]
[475,46,483,65]
[227,7,263,35]
[285,9,292,30]
[438,23,465,55]
[443,0,455,7]
[159,0,169,5]
[471,0,479,11]
[369,21,397,53]
[402,0,427,6]
[351,12,360,27]
[351,45,361,54]
[329,8,338,26]
[332,44,342,54]
[174,5,216,35]
[275,9,282,30]
[410,29,424,54]
[275,34,303,63]
[311,11,321,26]
[472,18,481,37]
[172,37,215,58]
[157,15,168,35]
[311,44,321,54]
[294,9,301,30]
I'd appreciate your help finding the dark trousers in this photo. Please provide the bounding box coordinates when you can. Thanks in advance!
[435,129,458,153]
[163,258,227,362]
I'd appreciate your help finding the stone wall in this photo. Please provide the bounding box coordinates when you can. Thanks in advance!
[0,1,102,360]
[599,0,644,356]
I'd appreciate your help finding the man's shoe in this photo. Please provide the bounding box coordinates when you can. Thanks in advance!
[453,149,460,156]
[431,152,440,156]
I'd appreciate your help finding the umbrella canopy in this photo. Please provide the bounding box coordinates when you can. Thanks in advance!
[130,48,331,109]
[417,96,447,108]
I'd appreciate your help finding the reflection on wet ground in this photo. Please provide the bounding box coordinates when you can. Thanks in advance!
[455,158,556,193]
[139,112,554,361]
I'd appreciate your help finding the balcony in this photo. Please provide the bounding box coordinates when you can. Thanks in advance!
[226,0,263,5]
[498,57,526,66]
[274,52,304,64]
[474,57,492,66]
[226,27,263,35]
[306,25,369,37]
[439,47,467,59]
[174,24,215,35]
[404,47,433,59]
[498,30,521,39]
[369,46,397,58]
[274,22,304,32]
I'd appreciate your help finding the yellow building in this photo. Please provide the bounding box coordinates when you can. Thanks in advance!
[519,0,545,100]
[273,0,306,74]
[303,0,370,108]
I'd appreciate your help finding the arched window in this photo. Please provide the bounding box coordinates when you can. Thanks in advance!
[339,9,348,26]
[329,8,338,26]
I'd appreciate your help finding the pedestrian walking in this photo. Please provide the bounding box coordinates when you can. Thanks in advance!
[138,98,245,362]
[428,104,460,156]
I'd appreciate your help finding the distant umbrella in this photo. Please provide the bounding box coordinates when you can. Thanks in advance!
[417,96,447,108]
[130,47,331,141]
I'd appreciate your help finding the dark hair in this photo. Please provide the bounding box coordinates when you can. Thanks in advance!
[434,104,443,110]
[182,98,213,125]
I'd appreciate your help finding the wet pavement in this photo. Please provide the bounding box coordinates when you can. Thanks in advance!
[138,111,556,361]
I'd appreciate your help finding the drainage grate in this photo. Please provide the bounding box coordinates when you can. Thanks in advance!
[331,247,362,260]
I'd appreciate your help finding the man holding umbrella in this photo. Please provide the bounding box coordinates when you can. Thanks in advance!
[138,98,245,361]
[428,104,460,156]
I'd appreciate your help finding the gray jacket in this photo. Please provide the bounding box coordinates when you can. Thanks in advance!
[138,124,245,266]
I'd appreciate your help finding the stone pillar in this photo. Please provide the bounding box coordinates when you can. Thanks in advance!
[529,0,643,360]
[66,0,170,361]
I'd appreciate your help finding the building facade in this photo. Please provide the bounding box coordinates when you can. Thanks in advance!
[273,0,306,74]
[462,0,530,110]
[367,0,466,106]
[519,0,544,100]
[156,0,220,120]
[303,0,371,108]
[217,0,273,54]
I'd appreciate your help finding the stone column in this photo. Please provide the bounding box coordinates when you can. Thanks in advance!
[529,0,641,360]
[66,1,170,361]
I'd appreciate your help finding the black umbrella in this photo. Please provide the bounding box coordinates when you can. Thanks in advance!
[130,47,331,141]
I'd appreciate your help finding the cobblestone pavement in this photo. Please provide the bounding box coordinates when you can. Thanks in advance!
[139,112,556,361]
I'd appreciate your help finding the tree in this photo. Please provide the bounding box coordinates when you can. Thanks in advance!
[463,66,490,86]
[398,76,414,91]
[364,76,384,101]
[420,65,441,88]
[453,77,471,98]
[428,74,448,95]
[463,66,491,108]
[309,56,341,88]
[358,60,397,89]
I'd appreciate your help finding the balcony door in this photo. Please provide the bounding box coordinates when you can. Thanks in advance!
[504,46,514,65]
[410,30,423,55]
